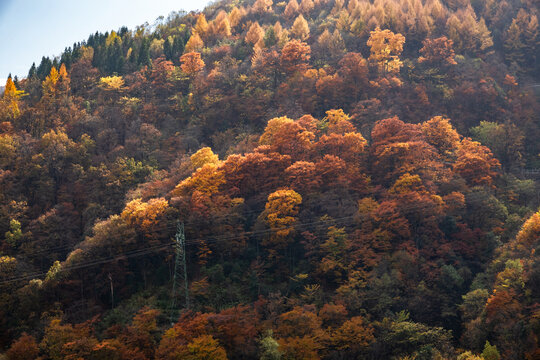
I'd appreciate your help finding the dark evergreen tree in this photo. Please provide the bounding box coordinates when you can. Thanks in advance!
[119,26,129,37]
[164,37,174,60]
[137,38,151,67]
[173,35,185,60]
[264,27,277,47]
[28,62,37,78]
[60,47,73,68]
[36,56,52,79]
[106,38,125,74]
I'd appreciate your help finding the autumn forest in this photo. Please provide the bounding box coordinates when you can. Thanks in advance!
[1,0,540,358]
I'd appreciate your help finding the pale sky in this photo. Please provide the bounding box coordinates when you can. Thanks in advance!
[0,0,210,85]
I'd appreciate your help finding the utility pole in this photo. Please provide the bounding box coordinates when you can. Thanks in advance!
[170,221,189,324]
[108,272,114,309]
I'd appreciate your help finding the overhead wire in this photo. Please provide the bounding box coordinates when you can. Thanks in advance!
[4,160,526,285]
[0,198,458,285]
[13,170,530,260]
[0,214,362,285]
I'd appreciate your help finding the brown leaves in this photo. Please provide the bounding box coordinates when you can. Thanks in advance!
[280,40,311,75]
[419,36,457,66]
[453,138,500,186]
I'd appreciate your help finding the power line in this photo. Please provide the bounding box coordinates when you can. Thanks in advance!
[11,183,524,260]
[0,199,458,285]
[0,214,355,285]
[2,183,521,286]
[0,213,360,285]
[0,243,174,285]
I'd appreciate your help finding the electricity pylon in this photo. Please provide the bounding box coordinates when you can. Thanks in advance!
[170,221,189,324]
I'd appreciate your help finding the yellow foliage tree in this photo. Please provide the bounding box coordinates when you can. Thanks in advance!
[105,30,122,46]
[446,7,493,54]
[58,63,68,80]
[457,352,484,360]
[274,21,284,40]
[229,7,246,29]
[389,173,424,194]
[191,147,220,169]
[47,66,60,86]
[0,134,17,168]
[336,10,351,32]
[421,116,461,155]
[173,164,225,196]
[2,76,24,119]
[185,32,204,52]
[507,210,540,257]
[185,335,228,360]
[57,63,70,92]
[318,29,346,57]
[290,14,310,41]
[40,65,70,104]
[121,198,169,237]
[262,189,302,258]
[99,76,126,91]
[194,14,209,39]
[42,66,60,95]
[324,109,349,125]
[324,109,356,134]
[0,255,17,275]
[367,27,406,74]
[40,318,85,360]
[264,189,302,233]
[259,116,295,145]
[4,76,18,98]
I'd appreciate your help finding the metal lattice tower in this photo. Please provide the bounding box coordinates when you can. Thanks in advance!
[170,221,189,324]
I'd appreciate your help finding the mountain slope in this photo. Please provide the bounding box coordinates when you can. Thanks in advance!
[0,0,539,358]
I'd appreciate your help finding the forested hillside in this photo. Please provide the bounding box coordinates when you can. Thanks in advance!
[1,0,539,358]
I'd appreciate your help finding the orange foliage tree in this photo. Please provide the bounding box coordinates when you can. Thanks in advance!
[453,138,500,186]
[421,116,461,155]
[291,14,310,41]
[284,0,299,19]
[259,116,315,160]
[181,52,205,75]
[280,40,311,75]
[6,333,39,360]
[252,0,273,14]
[419,36,457,66]
[185,32,204,52]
